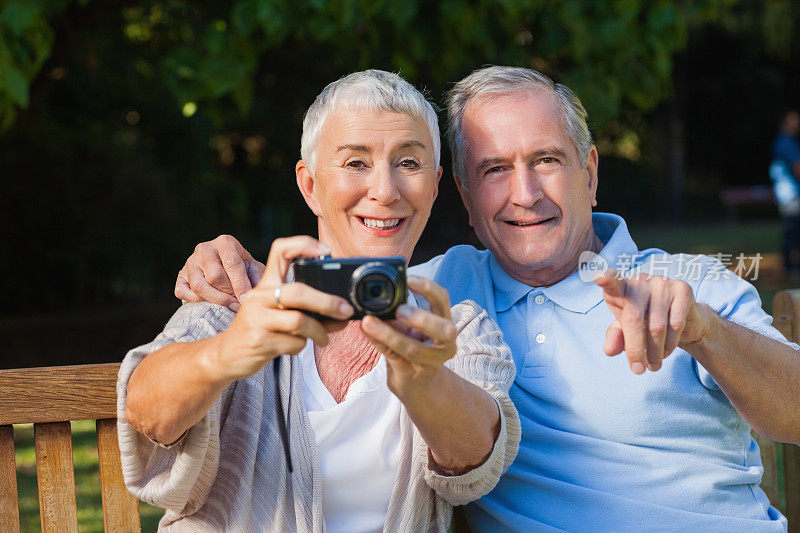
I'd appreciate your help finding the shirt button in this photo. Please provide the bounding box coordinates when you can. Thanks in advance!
[534,294,546,305]
[535,333,546,344]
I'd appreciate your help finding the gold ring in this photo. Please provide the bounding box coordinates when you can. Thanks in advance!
[274,284,285,310]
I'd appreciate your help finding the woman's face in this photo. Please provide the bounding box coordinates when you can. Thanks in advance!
[296,109,442,261]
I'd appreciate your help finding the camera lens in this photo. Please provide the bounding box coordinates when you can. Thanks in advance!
[356,274,394,311]
[351,263,402,315]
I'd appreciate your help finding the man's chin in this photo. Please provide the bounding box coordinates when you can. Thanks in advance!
[497,249,556,270]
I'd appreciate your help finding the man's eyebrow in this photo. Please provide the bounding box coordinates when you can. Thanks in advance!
[476,157,507,171]
[476,147,570,171]
[531,147,569,160]
[336,144,370,153]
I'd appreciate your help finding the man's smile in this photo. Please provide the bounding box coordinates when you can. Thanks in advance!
[502,216,557,228]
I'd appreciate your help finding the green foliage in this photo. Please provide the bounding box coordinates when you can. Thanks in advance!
[0,0,728,135]
[0,2,49,127]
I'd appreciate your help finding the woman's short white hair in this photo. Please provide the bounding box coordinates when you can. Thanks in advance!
[300,70,440,172]
[446,66,593,186]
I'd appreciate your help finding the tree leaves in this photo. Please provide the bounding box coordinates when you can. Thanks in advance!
[0,0,771,137]
[0,0,58,130]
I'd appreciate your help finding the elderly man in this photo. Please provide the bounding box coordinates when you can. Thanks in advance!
[177,66,799,531]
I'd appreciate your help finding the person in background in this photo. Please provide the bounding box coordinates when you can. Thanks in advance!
[770,109,800,279]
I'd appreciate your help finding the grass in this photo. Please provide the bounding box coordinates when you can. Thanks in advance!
[629,220,782,256]
[630,219,795,310]
[9,220,795,530]
[13,421,162,532]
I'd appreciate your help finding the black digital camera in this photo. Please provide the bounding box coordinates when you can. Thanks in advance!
[291,255,407,320]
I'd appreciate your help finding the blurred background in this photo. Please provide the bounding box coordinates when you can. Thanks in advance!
[2,0,799,370]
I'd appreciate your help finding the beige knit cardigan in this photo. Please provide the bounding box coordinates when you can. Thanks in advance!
[117,300,520,532]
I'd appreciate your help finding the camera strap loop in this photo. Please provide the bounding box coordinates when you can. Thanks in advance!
[273,356,293,472]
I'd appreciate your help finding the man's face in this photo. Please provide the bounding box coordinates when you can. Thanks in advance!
[296,109,442,261]
[455,89,599,285]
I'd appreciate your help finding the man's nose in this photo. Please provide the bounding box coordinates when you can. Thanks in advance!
[368,164,401,205]
[509,168,543,207]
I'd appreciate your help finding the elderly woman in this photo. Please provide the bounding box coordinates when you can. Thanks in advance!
[118,70,519,532]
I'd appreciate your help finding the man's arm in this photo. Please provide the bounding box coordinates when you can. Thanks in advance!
[175,235,265,310]
[681,304,800,443]
[597,270,800,444]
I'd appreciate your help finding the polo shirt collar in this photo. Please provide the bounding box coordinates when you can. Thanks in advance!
[489,212,638,314]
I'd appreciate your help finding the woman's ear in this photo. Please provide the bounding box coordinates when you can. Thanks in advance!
[296,160,322,216]
[432,165,443,203]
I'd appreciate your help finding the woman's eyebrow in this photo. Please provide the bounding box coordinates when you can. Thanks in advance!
[396,140,426,151]
[336,144,370,153]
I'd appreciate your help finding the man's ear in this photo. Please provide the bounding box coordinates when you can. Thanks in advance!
[585,145,599,207]
[296,160,322,216]
[453,173,474,227]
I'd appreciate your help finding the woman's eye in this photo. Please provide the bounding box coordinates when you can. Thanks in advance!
[399,158,419,169]
[346,160,365,169]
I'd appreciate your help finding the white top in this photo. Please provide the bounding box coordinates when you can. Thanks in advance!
[300,337,402,533]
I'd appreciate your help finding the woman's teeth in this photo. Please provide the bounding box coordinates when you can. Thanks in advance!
[360,217,401,229]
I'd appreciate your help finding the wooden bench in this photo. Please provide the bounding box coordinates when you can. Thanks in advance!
[720,185,776,221]
[2,291,800,531]
[767,289,800,530]
[0,363,139,532]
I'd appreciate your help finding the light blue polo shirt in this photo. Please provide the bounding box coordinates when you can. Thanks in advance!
[410,212,791,532]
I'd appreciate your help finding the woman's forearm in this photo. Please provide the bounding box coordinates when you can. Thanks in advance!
[398,367,500,473]
[125,335,233,445]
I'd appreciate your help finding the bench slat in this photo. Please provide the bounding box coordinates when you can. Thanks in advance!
[753,432,780,507]
[34,422,78,533]
[786,443,800,533]
[773,290,800,341]
[0,425,21,533]
[773,290,800,532]
[97,418,141,532]
[0,363,120,425]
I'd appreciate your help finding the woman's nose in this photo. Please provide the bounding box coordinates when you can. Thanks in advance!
[368,164,401,205]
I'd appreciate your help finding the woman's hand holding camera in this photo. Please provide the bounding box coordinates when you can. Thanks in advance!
[173,233,460,397]
[361,276,458,399]
[212,236,354,381]
[361,277,499,473]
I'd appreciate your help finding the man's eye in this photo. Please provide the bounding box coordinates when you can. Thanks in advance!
[486,166,504,174]
[399,158,419,169]
[540,157,557,165]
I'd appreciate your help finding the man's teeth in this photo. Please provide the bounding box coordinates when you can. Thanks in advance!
[508,219,549,226]
[361,217,401,229]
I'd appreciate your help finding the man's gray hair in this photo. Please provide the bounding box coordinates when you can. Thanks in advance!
[301,70,440,172]
[447,66,593,186]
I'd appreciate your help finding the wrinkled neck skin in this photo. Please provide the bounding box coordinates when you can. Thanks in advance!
[314,321,382,403]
